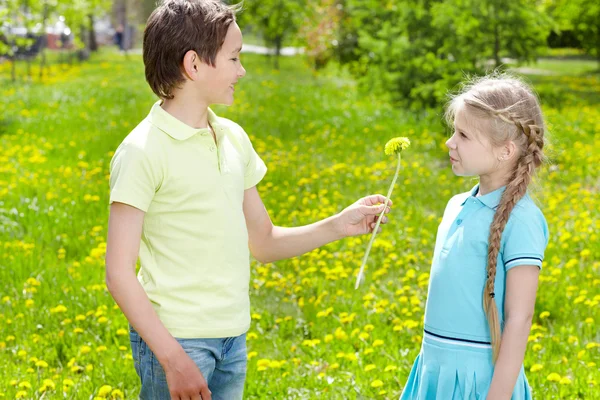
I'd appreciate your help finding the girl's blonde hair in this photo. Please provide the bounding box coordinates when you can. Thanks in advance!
[445,73,546,361]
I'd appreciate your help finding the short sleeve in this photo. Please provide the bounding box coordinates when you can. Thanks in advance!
[109,142,161,212]
[502,209,549,271]
[240,130,267,190]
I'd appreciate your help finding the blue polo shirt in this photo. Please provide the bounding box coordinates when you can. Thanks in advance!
[424,184,549,343]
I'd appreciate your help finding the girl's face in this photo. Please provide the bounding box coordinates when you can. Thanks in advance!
[446,108,504,177]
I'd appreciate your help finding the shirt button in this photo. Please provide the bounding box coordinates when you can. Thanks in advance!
[456,219,463,225]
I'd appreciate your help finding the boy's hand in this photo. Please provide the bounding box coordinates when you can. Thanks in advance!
[163,347,212,400]
[335,194,392,237]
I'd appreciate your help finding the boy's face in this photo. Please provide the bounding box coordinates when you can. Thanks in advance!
[197,22,246,106]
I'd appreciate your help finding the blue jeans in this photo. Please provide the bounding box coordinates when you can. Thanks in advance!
[129,326,247,400]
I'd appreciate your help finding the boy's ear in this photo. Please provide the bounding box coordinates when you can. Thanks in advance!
[182,50,200,81]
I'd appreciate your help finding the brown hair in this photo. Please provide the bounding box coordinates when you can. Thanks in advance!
[143,0,241,99]
[445,73,546,361]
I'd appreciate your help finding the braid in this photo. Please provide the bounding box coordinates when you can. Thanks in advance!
[485,116,543,361]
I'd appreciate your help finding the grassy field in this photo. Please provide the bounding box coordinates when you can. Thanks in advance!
[0,51,598,399]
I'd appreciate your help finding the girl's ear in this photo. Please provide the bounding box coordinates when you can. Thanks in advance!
[498,140,518,162]
[181,50,199,81]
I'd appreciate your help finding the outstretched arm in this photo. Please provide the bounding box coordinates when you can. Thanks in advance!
[244,186,392,264]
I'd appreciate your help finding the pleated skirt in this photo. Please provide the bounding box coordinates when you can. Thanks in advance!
[400,331,532,400]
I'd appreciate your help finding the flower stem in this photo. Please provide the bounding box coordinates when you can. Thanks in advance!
[355,152,402,289]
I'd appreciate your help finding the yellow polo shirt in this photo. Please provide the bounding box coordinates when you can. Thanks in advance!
[109,101,267,338]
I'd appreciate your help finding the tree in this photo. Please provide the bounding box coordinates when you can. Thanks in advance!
[333,0,552,108]
[297,0,342,69]
[238,0,306,69]
[545,0,600,67]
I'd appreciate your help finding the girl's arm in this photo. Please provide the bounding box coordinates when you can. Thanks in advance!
[487,265,540,400]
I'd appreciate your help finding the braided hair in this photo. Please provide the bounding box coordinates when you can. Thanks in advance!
[445,73,546,361]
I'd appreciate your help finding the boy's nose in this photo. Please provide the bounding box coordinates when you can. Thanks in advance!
[238,65,246,78]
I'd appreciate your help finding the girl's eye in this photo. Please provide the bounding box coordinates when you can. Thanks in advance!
[459,131,467,139]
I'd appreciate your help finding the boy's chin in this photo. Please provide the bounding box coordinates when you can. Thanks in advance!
[211,97,234,107]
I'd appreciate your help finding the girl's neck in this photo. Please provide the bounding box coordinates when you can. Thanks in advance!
[478,172,510,196]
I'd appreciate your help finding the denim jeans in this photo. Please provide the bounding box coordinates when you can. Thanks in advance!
[129,326,247,400]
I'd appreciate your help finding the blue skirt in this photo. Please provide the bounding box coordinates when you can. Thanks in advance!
[400,332,532,399]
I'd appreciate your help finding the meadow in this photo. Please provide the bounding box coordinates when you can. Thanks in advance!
[0,51,598,399]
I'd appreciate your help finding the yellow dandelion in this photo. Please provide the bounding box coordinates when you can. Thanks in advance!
[384,137,411,155]
[357,136,411,288]
[97,385,112,397]
[560,377,572,385]
[530,364,543,372]
[547,373,561,382]
[371,379,384,388]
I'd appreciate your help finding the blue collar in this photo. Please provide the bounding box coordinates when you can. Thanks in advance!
[461,184,506,209]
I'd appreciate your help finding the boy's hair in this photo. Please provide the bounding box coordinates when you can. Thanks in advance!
[445,72,546,362]
[143,0,241,99]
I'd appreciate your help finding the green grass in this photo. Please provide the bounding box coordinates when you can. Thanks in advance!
[524,58,598,75]
[0,50,598,399]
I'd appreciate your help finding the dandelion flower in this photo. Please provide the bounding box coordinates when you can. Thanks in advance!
[356,137,410,288]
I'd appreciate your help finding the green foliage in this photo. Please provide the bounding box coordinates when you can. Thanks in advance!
[325,0,552,108]
[238,0,306,51]
[545,0,600,63]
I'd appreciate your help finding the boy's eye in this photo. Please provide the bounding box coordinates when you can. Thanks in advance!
[231,58,239,62]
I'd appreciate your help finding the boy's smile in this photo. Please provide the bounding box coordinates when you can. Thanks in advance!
[196,22,246,106]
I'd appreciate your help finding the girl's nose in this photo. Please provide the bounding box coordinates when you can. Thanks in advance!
[446,135,456,149]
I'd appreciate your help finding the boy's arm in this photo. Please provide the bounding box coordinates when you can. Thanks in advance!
[105,203,211,400]
[243,186,391,264]
[487,265,540,400]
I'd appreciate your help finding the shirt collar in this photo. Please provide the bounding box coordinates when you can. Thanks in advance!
[461,183,506,209]
[147,101,222,141]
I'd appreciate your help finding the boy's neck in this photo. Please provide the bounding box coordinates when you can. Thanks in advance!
[161,92,210,129]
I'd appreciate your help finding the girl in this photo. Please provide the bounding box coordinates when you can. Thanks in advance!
[401,74,549,399]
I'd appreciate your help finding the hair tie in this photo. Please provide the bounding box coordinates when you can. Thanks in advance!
[490,292,495,298]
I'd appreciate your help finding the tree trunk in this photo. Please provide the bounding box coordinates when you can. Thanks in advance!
[493,5,500,68]
[40,2,49,79]
[11,56,16,82]
[88,14,98,52]
[274,35,282,70]
[597,23,599,70]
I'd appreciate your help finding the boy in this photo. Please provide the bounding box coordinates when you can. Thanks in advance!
[105,1,392,399]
